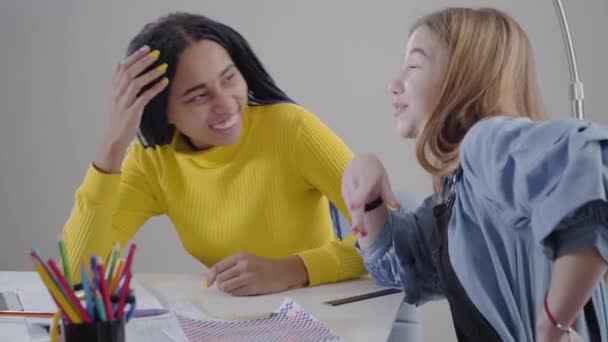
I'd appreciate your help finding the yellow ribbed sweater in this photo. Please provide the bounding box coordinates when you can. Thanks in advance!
[63,103,366,286]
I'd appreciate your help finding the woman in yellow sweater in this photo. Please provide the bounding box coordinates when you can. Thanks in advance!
[63,12,366,296]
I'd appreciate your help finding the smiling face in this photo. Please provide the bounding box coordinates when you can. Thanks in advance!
[167,39,249,150]
[389,26,448,139]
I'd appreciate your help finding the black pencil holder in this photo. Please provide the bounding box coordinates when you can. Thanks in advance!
[61,318,125,342]
[60,283,136,341]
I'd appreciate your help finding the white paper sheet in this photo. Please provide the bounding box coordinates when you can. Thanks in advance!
[130,278,165,309]
[0,317,49,342]
[126,312,189,342]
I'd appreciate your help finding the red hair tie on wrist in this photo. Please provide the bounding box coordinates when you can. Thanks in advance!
[544,291,574,335]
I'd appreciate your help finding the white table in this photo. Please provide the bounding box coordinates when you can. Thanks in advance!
[0,271,405,341]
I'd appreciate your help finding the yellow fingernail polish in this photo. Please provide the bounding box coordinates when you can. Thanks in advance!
[161,77,169,85]
[204,281,208,288]
[387,205,399,211]
[156,63,168,72]
[148,49,160,59]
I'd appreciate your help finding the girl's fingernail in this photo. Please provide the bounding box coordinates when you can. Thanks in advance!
[161,77,169,85]
[156,63,168,72]
[387,205,399,211]
[148,49,160,59]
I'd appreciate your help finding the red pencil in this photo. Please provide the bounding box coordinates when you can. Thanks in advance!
[96,261,114,321]
[48,259,92,323]
[121,244,137,281]
[116,271,132,318]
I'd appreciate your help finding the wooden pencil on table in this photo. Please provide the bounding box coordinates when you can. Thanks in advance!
[0,311,55,318]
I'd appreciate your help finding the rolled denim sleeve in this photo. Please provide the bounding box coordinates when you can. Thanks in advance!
[358,220,400,287]
[552,200,608,261]
[358,196,444,305]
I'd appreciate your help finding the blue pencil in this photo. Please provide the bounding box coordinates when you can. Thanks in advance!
[80,263,95,320]
[90,256,98,286]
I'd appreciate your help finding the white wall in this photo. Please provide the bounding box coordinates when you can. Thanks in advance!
[1,1,606,340]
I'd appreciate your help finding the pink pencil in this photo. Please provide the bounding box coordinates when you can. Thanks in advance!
[116,271,132,318]
[121,244,137,281]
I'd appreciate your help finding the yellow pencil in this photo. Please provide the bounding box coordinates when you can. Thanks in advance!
[33,261,82,324]
[50,311,61,342]
[109,259,125,294]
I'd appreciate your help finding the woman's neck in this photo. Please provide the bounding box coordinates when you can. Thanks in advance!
[184,136,212,151]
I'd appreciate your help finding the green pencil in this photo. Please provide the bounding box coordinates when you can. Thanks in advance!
[106,243,120,283]
[95,289,107,321]
[58,239,72,287]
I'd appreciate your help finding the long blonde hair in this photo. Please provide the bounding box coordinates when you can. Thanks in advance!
[412,8,548,190]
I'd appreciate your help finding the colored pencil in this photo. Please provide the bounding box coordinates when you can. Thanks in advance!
[47,259,92,323]
[31,258,81,323]
[80,262,95,319]
[116,271,132,317]
[57,239,72,287]
[96,260,114,320]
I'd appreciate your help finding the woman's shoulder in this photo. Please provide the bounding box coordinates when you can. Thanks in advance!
[249,102,333,142]
[460,115,591,165]
[250,102,319,125]
[462,114,597,152]
[124,138,175,171]
[461,115,528,151]
[458,114,606,209]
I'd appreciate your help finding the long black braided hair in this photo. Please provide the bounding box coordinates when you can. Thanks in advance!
[126,12,293,147]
